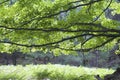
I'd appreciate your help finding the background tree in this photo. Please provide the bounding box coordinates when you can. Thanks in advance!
[0,0,120,54]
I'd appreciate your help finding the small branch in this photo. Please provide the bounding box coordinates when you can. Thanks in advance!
[86,0,94,15]
[21,0,103,26]
[91,37,116,50]
[81,36,94,46]
[74,37,115,52]
[92,0,113,22]
[50,37,115,52]
[0,0,9,5]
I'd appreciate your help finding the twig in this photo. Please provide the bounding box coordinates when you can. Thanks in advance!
[92,0,113,22]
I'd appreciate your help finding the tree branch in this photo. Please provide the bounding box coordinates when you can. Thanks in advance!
[81,36,94,46]
[0,25,120,34]
[21,0,103,26]
[0,33,119,48]
[53,37,116,52]
[89,37,115,50]
[0,0,9,5]
[92,0,113,22]
[1,22,107,31]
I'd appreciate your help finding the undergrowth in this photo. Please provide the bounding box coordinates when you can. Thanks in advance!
[0,64,114,80]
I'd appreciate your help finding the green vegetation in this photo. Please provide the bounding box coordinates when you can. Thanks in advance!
[0,64,114,80]
[0,0,120,53]
[0,0,120,79]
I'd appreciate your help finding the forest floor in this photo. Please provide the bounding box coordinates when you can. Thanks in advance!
[0,64,114,80]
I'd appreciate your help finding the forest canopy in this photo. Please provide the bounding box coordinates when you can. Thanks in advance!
[0,0,120,54]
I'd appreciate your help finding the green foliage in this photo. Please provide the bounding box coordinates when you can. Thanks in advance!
[0,0,120,53]
[0,64,114,80]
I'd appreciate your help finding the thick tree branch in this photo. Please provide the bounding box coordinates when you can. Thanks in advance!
[0,33,119,48]
[0,26,120,34]
[1,22,107,31]
[0,34,90,47]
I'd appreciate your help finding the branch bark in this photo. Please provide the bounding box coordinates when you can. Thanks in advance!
[0,33,118,51]
[0,24,120,34]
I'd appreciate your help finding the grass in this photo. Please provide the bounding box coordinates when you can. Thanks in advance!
[0,64,114,80]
